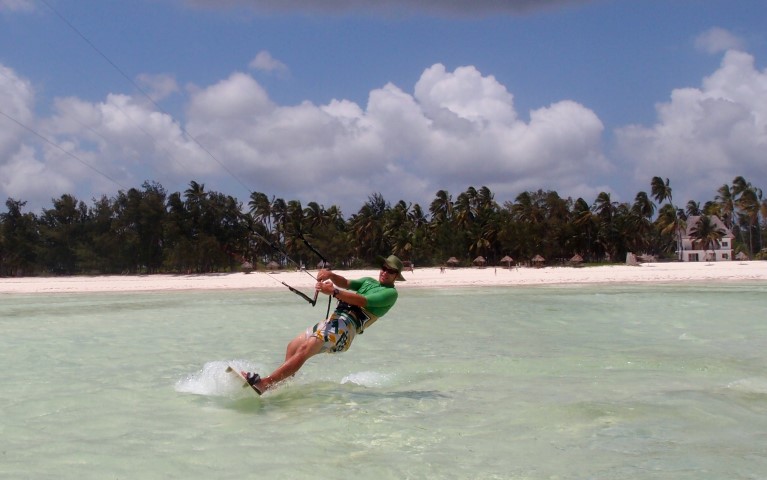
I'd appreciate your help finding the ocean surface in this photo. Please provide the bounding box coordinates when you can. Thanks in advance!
[1,282,766,479]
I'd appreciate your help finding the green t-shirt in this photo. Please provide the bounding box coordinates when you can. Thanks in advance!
[348,277,398,318]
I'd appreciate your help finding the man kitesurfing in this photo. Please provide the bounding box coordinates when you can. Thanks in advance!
[238,254,405,394]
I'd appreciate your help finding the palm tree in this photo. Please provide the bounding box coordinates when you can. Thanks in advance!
[284,200,304,257]
[715,184,735,230]
[428,190,457,262]
[385,200,412,259]
[184,181,207,206]
[248,191,273,233]
[512,190,563,261]
[454,187,499,260]
[350,193,389,262]
[654,204,687,258]
[650,177,687,259]
[685,200,702,217]
[454,189,476,233]
[271,198,287,243]
[477,185,493,204]
[511,191,537,224]
[593,192,616,223]
[326,205,344,227]
[0,198,39,276]
[572,197,597,260]
[408,203,428,233]
[689,215,725,261]
[321,204,349,266]
[593,192,620,260]
[183,181,207,229]
[732,176,762,255]
[303,201,328,230]
[405,203,429,264]
[540,190,570,261]
[429,189,453,224]
[651,176,672,206]
[702,200,721,217]
[632,191,655,219]
[630,192,655,254]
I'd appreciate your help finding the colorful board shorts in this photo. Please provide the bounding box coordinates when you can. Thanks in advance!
[306,310,358,353]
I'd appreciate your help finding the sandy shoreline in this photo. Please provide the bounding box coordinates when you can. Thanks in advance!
[1,261,765,294]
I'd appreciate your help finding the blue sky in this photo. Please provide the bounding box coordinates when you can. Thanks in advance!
[1,0,766,216]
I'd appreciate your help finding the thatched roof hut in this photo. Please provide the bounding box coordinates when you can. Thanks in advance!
[500,255,514,268]
[569,254,583,264]
[532,254,545,268]
[266,260,280,270]
[446,257,460,267]
[472,256,486,267]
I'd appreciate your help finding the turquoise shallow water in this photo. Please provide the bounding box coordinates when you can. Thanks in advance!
[1,282,766,479]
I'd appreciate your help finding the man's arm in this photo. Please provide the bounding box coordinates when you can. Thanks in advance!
[317,269,349,289]
[315,269,367,307]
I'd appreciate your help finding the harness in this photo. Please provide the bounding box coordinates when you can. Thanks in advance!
[335,301,372,334]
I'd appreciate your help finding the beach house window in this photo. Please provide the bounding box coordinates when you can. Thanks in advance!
[722,240,728,247]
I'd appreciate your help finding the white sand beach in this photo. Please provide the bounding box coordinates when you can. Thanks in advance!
[1,261,765,294]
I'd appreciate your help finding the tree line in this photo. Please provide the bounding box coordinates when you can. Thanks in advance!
[0,176,764,277]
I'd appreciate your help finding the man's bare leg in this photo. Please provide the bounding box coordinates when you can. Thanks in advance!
[254,334,323,392]
[284,332,306,361]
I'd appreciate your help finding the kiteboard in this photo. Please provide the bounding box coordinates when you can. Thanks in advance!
[226,365,263,396]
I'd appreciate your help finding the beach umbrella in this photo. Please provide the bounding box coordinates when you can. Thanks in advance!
[532,255,545,268]
[241,261,254,273]
[500,255,514,268]
[446,257,459,268]
[472,256,486,266]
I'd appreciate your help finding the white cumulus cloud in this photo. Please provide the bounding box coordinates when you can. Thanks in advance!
[136,73,180,102]
[0,65,35,157]
[248,51,289,77]
[28,52,767,215]
[0,60,614,213]
[176,63,609,210]
[694,27,746,54]
[616,50,767,203]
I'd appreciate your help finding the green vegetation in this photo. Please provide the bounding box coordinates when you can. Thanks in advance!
[1,176,764,276]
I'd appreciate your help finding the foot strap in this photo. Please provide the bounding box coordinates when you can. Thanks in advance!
[243,371,263,395]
